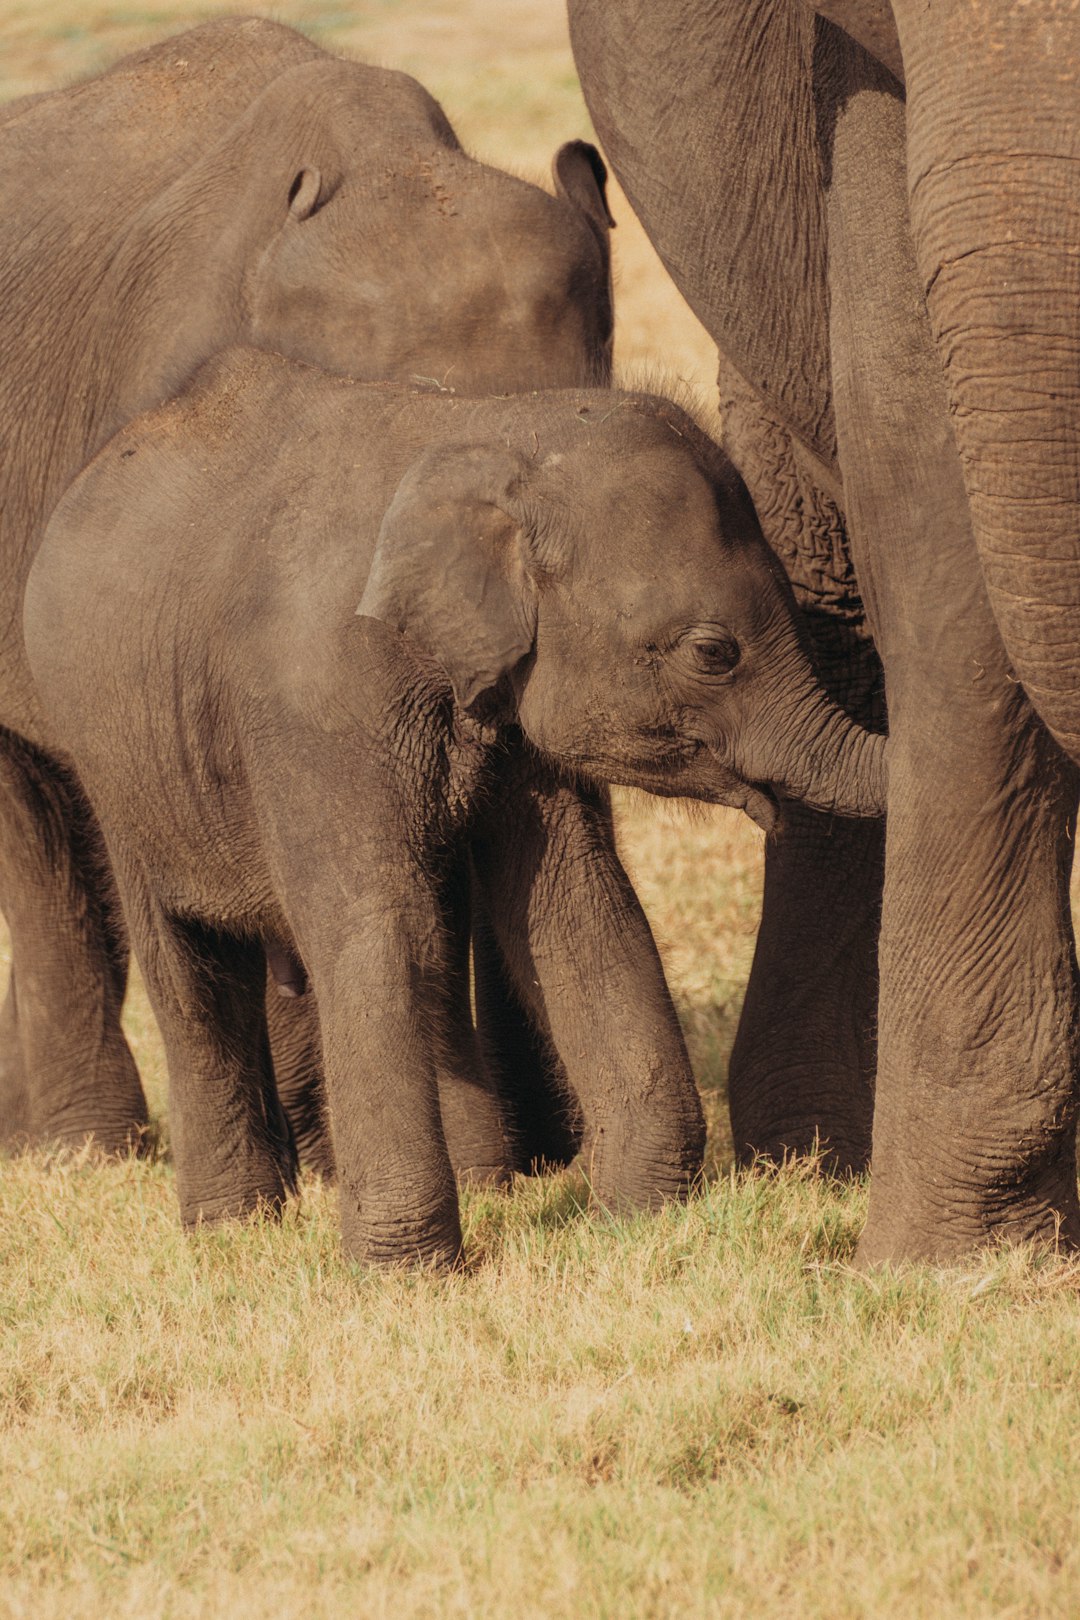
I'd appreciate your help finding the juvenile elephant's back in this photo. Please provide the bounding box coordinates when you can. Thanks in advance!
[0,18,320,172]
[0,19,324,457]
[0,19,327,688]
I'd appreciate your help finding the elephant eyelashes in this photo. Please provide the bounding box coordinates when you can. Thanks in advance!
[678,632,740,677]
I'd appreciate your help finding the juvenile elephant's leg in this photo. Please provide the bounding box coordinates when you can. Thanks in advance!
[266,861,512,1189]
[430,854,514,1188]
[826,51,1080,1258]
[120,886,296,1223]
[264,986,334,1177]
[298,896,461,1267]
[720,365,884,1173]
[471,881,582,1173]
[472,757,704,1211]
[0,731,146,1150]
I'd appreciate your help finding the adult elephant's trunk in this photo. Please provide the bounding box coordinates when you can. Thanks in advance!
[894,0,1080,764]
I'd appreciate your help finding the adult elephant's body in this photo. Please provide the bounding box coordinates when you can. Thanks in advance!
[0,17,612,1151]
[569,0,1080,1260]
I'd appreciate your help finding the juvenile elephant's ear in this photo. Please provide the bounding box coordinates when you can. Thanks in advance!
[357,444,539,709]
[553,140,615,237]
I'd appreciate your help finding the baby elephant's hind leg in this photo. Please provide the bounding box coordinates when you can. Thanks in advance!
[471,886,583,1174]
[433,855,515,1189]
[123,886,297,1223]
[265,983,335,1178]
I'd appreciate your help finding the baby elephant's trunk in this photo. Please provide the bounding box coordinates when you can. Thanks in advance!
[771,699,887,818]
[737,671,888,820]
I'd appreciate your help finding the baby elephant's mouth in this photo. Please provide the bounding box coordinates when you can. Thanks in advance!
[571,736,781,832]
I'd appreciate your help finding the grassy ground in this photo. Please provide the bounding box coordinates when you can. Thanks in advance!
[4,4,1080,1617]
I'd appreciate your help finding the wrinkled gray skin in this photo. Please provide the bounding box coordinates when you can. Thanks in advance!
[570,0,1080,1261]
[24,352,886,1266]
[0,17,615,1154]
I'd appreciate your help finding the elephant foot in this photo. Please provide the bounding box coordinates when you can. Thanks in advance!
[583,1109,706,1215]
[452,1157,513,1191]
[729,1043,875,1178]
[858,1143,1080,1265]
[175,1095,299,1229]
[339,1188,464,1271]
[436,1062,517,1191]
[265,985,336,1177]
[510,1099,583,1176]
[0,1028,31,1151]
[279,1078,335,1180]
[29,1054,151,1158]
[178,1163,295,1228]
[732,1100,872,1178]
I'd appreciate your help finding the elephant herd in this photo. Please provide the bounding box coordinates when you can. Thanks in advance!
[1,5,1077,1268]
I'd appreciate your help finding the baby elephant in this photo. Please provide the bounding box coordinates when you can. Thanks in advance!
[25,350,886,1267]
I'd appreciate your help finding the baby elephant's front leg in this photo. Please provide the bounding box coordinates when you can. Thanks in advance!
[472,760,705,1212]
[305,888,463,1268]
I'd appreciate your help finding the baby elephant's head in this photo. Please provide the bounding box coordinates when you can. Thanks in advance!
[357,397,886,829]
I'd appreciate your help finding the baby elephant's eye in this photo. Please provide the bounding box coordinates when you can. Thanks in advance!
[682,631,741,676]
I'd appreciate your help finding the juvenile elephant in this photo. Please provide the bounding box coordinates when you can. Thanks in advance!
[0,16,613,1153]
[24,350,886,1266]
[570,0,1080,1259]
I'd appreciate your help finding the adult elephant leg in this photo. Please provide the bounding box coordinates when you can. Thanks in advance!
[471,746,703,1211]
[867,679,1079,1259]
[471,881,582,1174]
[0,972,30,1147]
[722,366,885,1172]
[0,730,146,1150]
[825,42,1080,1258]
[731,802,883,1172]
[570,0,882,1171]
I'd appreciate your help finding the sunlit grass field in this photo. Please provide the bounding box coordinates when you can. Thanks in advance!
[4,5,1080,1616]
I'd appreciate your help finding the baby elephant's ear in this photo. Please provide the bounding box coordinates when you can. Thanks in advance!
[553,140,615,237]
[357,444,539,710]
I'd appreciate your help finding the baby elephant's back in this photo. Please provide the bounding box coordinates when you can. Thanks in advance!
[24,354,440,756]
[25,352,699,760]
